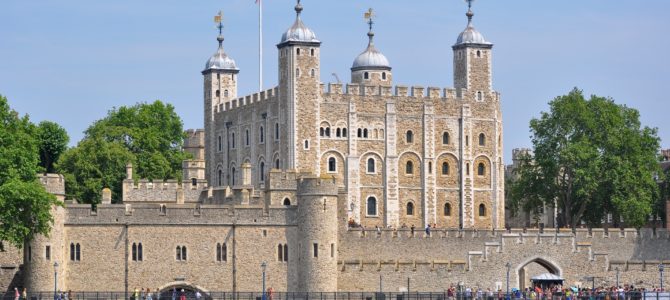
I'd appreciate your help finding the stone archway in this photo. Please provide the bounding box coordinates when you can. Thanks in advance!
[516,256,561,290]
[158,282,209,300]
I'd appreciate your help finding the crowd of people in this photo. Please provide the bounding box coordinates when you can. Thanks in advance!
[347,218,441,236]
[446,284,667,300]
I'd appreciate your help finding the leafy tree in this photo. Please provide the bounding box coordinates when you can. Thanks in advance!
[0,94,61,248]
[57,138,134,203]
[510,88,660,229]
[37,121,70,173]
[57,100,188,203]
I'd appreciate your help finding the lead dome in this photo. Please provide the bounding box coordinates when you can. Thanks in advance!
[205,37,238,71]
[455,10,491,46]
[280,1,320,44]
[351,32,390,71]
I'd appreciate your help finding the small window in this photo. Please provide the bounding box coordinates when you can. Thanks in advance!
[138,243,143,261]
[442,132,450,145]
[330,243,335,258]
[191,178,197,186]
[245,130,250,146]
[28,246,31,262]
[478,133,486,146]
[231,167,236,186]
[160,204,167,215]
[367,158,375,173]
[275,123,280,140]
[336,128,341,137]
[70,243,75,261]
[478,204,486,217]
[407,202,415,216]
[465,135,469,147]
[222,243,228,261]
[311,69,315,77]
[45,245,51,261]
[328,157,337,173]
[224,90,229,98]
[382,72,387,80]
[357,128,362,138]
[215,90,220,97]
[304,140,309,150]
[367,197,377,216]
[260,127,265,143]
[132,243,137,261]
[406,161,414,175]
[466,163,470,176]
[283,198,291,206]
[217,73,220,80]
[428,162,432,174]
[442,162,450,175]
[313,243,319,258]
[75,243,81,261]
[477,91,483,101]
[296,48,301,55]
[275,159,280,169]
[476,50,481,58]
[231,132,236,149]
[363,129,368,138]
[342,128,347,137]
[176,246,187,261]
[260,162,265,182]
[325,127,330,137]
[406,131,414,143]
[478,163,485,176]
[310,48,315,56]
[277,244,283,261]
[217,170,223,186]
[283,244,288,262]
[218,135,223,152]
[444,203,452,216]
[364,72,369,80]
[296,68,300,77]
[176,246,181,261]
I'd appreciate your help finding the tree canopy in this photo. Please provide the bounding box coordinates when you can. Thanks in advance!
[57,100,189,203]
[37,121,70,173]
[0,94,61,248]
[509,88,661,229]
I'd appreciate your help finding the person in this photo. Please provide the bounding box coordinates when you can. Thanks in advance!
[21,288,27,300]
[134,288,140,300]
[179,289,186,300]
[155,288,161,300]
[171,288,176,300]
[147,288,153,300]
[425,224,431,236]
[14,287,19,300]
[268,287,274,300]
[141,288,146,300]
[410,224,415,236]
[195,291,202,300]
[67,290,73,300]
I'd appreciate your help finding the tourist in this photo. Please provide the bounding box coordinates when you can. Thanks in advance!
[141,288,146,300]
[179,289,186,300]
[195,290,202,300]
[14,287,19,300]
[155,288,161,300]
[147,288,153,300]
[486,288,493,300]
[21,288,27,300]
[134,288,140,300]
[447,286,455,300]
[410,224,415,236]
[425,224,431,236]
[171,288,176,300]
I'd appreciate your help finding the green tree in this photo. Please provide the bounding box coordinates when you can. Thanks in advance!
[37,121,70,173]
[0,94,61,248]
[56,100,188,203]
[510,88,660,229]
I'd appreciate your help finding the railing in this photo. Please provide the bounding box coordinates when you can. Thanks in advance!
[3,292,670,300]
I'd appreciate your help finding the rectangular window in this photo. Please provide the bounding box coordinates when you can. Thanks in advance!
[330,243,334,258]
[28,246,31,262]
[45,246,51,261]
[313,243,318,258]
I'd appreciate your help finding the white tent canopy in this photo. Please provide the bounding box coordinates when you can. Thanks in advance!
[531,273,564,281]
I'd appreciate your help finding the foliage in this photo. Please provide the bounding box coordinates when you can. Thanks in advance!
[37,121,70,173]
[509,88,660,229]
[57,100,188,203]
[0,94,61,248]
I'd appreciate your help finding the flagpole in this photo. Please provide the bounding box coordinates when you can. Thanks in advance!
[259,0,263,91]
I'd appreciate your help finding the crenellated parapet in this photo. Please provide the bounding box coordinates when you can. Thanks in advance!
[38,173,65,201]
[122,178,207,204]
[214,86,279,113]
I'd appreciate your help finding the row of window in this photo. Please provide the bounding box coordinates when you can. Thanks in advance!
[364,197,487,218]
[319,127,348,138]
[362,71,388,81]
[327,157,486,177]
[217,123,281,152]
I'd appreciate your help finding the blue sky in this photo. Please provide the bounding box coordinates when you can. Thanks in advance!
[1,0,668,163]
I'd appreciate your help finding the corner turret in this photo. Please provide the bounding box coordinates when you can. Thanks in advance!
[351,8,392,86]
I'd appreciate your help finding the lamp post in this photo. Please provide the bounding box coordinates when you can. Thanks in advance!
[659,264,665,291]
[615,267,620,288]
[505,262,511,299]
[261,261,267,300]
[53,261,59,300]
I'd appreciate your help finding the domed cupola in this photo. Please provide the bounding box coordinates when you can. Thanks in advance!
[454,4,491,47]
[350,8,392,86]
[204,13,239,73]
[279,0,320,47]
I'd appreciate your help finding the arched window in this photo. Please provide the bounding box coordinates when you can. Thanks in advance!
[364,72,369,80]
[328,157,337,172]
[320,127,324,137]
[479,133,486,146]
[406,202,415,216]
[138,243,142,261]
[476,50,481,58]
[260,162,265,182]
[275,159,280,169]
[296,48,301,55]
[283,198,291,206]
[406,131,414,143]
[182,246,187,260]
[428,162,432,174]
[311,69,315,77]
[406,161,414,175]
[310,48,315,56]
[132,243,137,261]
[478,204,486,217]
[216,90,220,97]
[277,244,283,261]
[231,167,236,186]
[325,127,330,137]
[442,132,450,145]
[363,129,368,138]
[382,72,387,80]
[224,90,229,98]
[283,244,288,262]
[444,203,452,216]
[75,243,81,261]
[70,243,75,261]
[304,140,309,149]
[466,163,470,176]
[478,163,485,176]
[477,91,483,101]
[221,243,227,261]
[442,162,450,175]
[342,128,347,137]
[336,128,341,137]
[367,158,375,173]
[245,130,250,146]
[217,170,223,186]
[260,126,264,143]
[366,197,377,216]
[217,243,222,261]
[357,128,362,138]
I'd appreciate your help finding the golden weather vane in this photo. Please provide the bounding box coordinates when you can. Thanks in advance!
[214,10,224,35]
[364,8,375,31]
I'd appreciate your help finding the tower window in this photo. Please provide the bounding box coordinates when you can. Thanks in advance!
[275,159,280,169]
[224,90,229,98]
[479,133,486,146]
[217,169,223,186]
[406,202,415,216]
[382,72,387,80]
[465,135,469,147]
[260,126,264,143]
[325,127,330,137]
[367,158,375,174]
[217,243,227,262]
[275,123,280,140]
[218,135,223,152]
[311,69,315,77]
[70,243,81,261]
[428,162,432,174]
[304,140,309,150]
[132,243,143,261]
[310,48,315,56]
[191,178,197,186]
[296,68,300,77]
[477,163,486,176]
[444,203,452,216]
[363,129,368,138]
[260,162,265,182]
[357,128,362,138]
[466,163,470,176]
[406,131,414,143]
[328,157,337,173]
[476,50,481,58]
[342,128,347,137]
[442,132,450,145]
[478,204,486,217]
[217,73,220,80]
[406,161,414,175]
[366,196,377,216]
[215,90,220,97]
[477,91,483,101]
[245,130,250,146]
[313,243,318,258]
[231,167,236,186]
[336,128,341,137]
[277,244,283,261]
[330,243,335,258]
[283,244,288,261]
[176,246,187,261]
[231,132,236,149]
[45,245,51,261]
[364,72,369,80]
[442,162,450,175]
[283,198,291,206]
[296,48,301,55]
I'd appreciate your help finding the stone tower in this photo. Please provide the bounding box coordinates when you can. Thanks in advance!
[183,129,206,182]
[350,9,392,86]
[203,14,239,186]
[277,0,321,173]
[452,4,493,95]
[296,175,339,292]
[25,174,66,293]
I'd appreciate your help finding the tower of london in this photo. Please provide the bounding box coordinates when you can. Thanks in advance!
[1,1,669,295]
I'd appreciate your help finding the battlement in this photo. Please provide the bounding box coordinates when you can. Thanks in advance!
[662,149,670,161]
[122,178,207,203]
[38,173,65,199]
[267,169,299,190]
[321,82,476,101]
[511,148,533,160]
[297,175,339,196]
[215,86,279,113]
[184,129,205,148]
